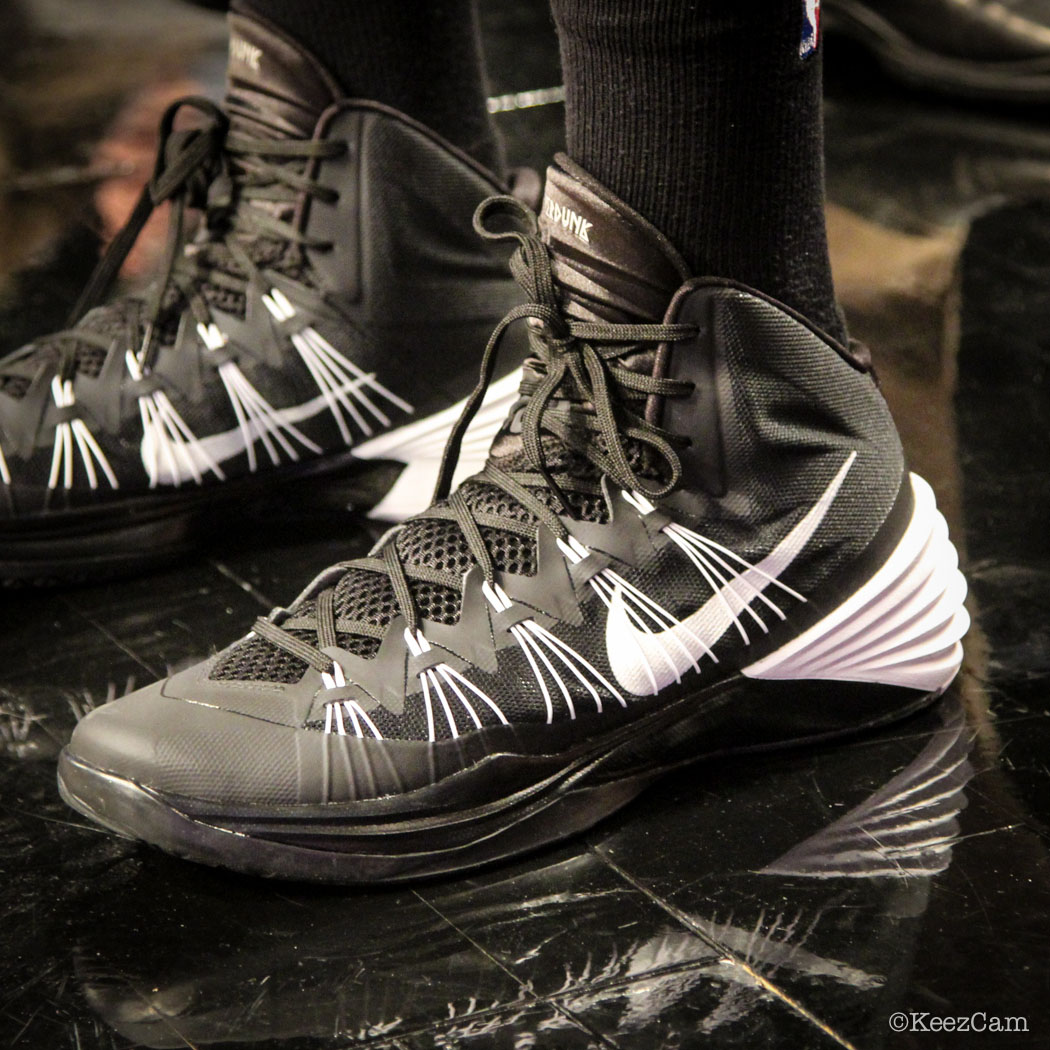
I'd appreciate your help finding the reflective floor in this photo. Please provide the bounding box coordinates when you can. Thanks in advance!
[2,2,1050,1048]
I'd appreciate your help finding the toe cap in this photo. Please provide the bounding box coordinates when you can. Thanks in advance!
[66,681,307,806]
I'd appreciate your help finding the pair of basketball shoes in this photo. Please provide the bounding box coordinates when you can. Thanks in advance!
[2,13,969,882]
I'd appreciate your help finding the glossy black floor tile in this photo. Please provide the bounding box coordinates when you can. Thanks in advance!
[387,1003,607,1050]
[0,595,150,759]
[63,563,269,681]
[549,977,845,1050]
[207,514,386,610]
[4,2,1050,1049]
[590,693,1050,1048]
[74,871,526,1048]
[420,850,848,1045]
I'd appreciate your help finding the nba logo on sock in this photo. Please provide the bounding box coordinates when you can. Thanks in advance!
[800,0,821,57]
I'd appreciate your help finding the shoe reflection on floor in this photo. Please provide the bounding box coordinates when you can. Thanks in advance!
[71,693,982,1049]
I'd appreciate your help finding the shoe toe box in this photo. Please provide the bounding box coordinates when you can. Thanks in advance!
[65,677,310,807]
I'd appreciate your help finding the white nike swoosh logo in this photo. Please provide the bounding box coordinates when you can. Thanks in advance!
[142,377,412,485]
[605,452,856,696]
[141,368,525,488]
[141,387,359,486]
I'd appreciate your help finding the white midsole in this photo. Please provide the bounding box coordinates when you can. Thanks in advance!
[742,473,969,694]
[354,368,522,521]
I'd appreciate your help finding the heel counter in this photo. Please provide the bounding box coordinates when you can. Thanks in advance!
[743,473,968,694]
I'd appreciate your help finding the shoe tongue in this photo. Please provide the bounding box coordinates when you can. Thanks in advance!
[484,157,689,491]
[539,155,689,323]
[224,11,343,139]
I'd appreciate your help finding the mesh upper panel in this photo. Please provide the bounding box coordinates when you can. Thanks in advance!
[211,635,309,684]
[333,570,396,626]
[208,459,614,684]
[74,345,108,379]
[340,635,381,658]
[412,580,462,625]
[398,518,471,574]
[461,480,536,523]
[202,284,247,317]
[0,375,31,398]
[482,526,537,575]
[0,303,131,397]
[572,491,610,521]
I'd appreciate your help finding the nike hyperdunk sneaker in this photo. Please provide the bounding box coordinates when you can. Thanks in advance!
[58,156,970,882]
[0,11,525,583]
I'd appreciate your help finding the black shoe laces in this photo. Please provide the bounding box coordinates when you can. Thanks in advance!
[253,194,697,677]
[0,96,344,395]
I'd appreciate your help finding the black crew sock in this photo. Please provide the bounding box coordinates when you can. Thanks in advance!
[549,0,844,342]
[232,0,504,175]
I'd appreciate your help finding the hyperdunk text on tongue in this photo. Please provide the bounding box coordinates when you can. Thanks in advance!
[224,11,342,139]
[538,155,688,324]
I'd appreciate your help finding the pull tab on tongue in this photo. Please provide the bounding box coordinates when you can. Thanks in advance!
[224,12,343,139]
[539,155,689,323]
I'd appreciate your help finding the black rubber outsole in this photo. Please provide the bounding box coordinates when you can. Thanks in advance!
[57,677,944,885]
[824,3,1050,103]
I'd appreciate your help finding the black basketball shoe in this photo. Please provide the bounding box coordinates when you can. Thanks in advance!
[0,11,525,583]
[57,156,970,883]
[824,0,1050,102]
